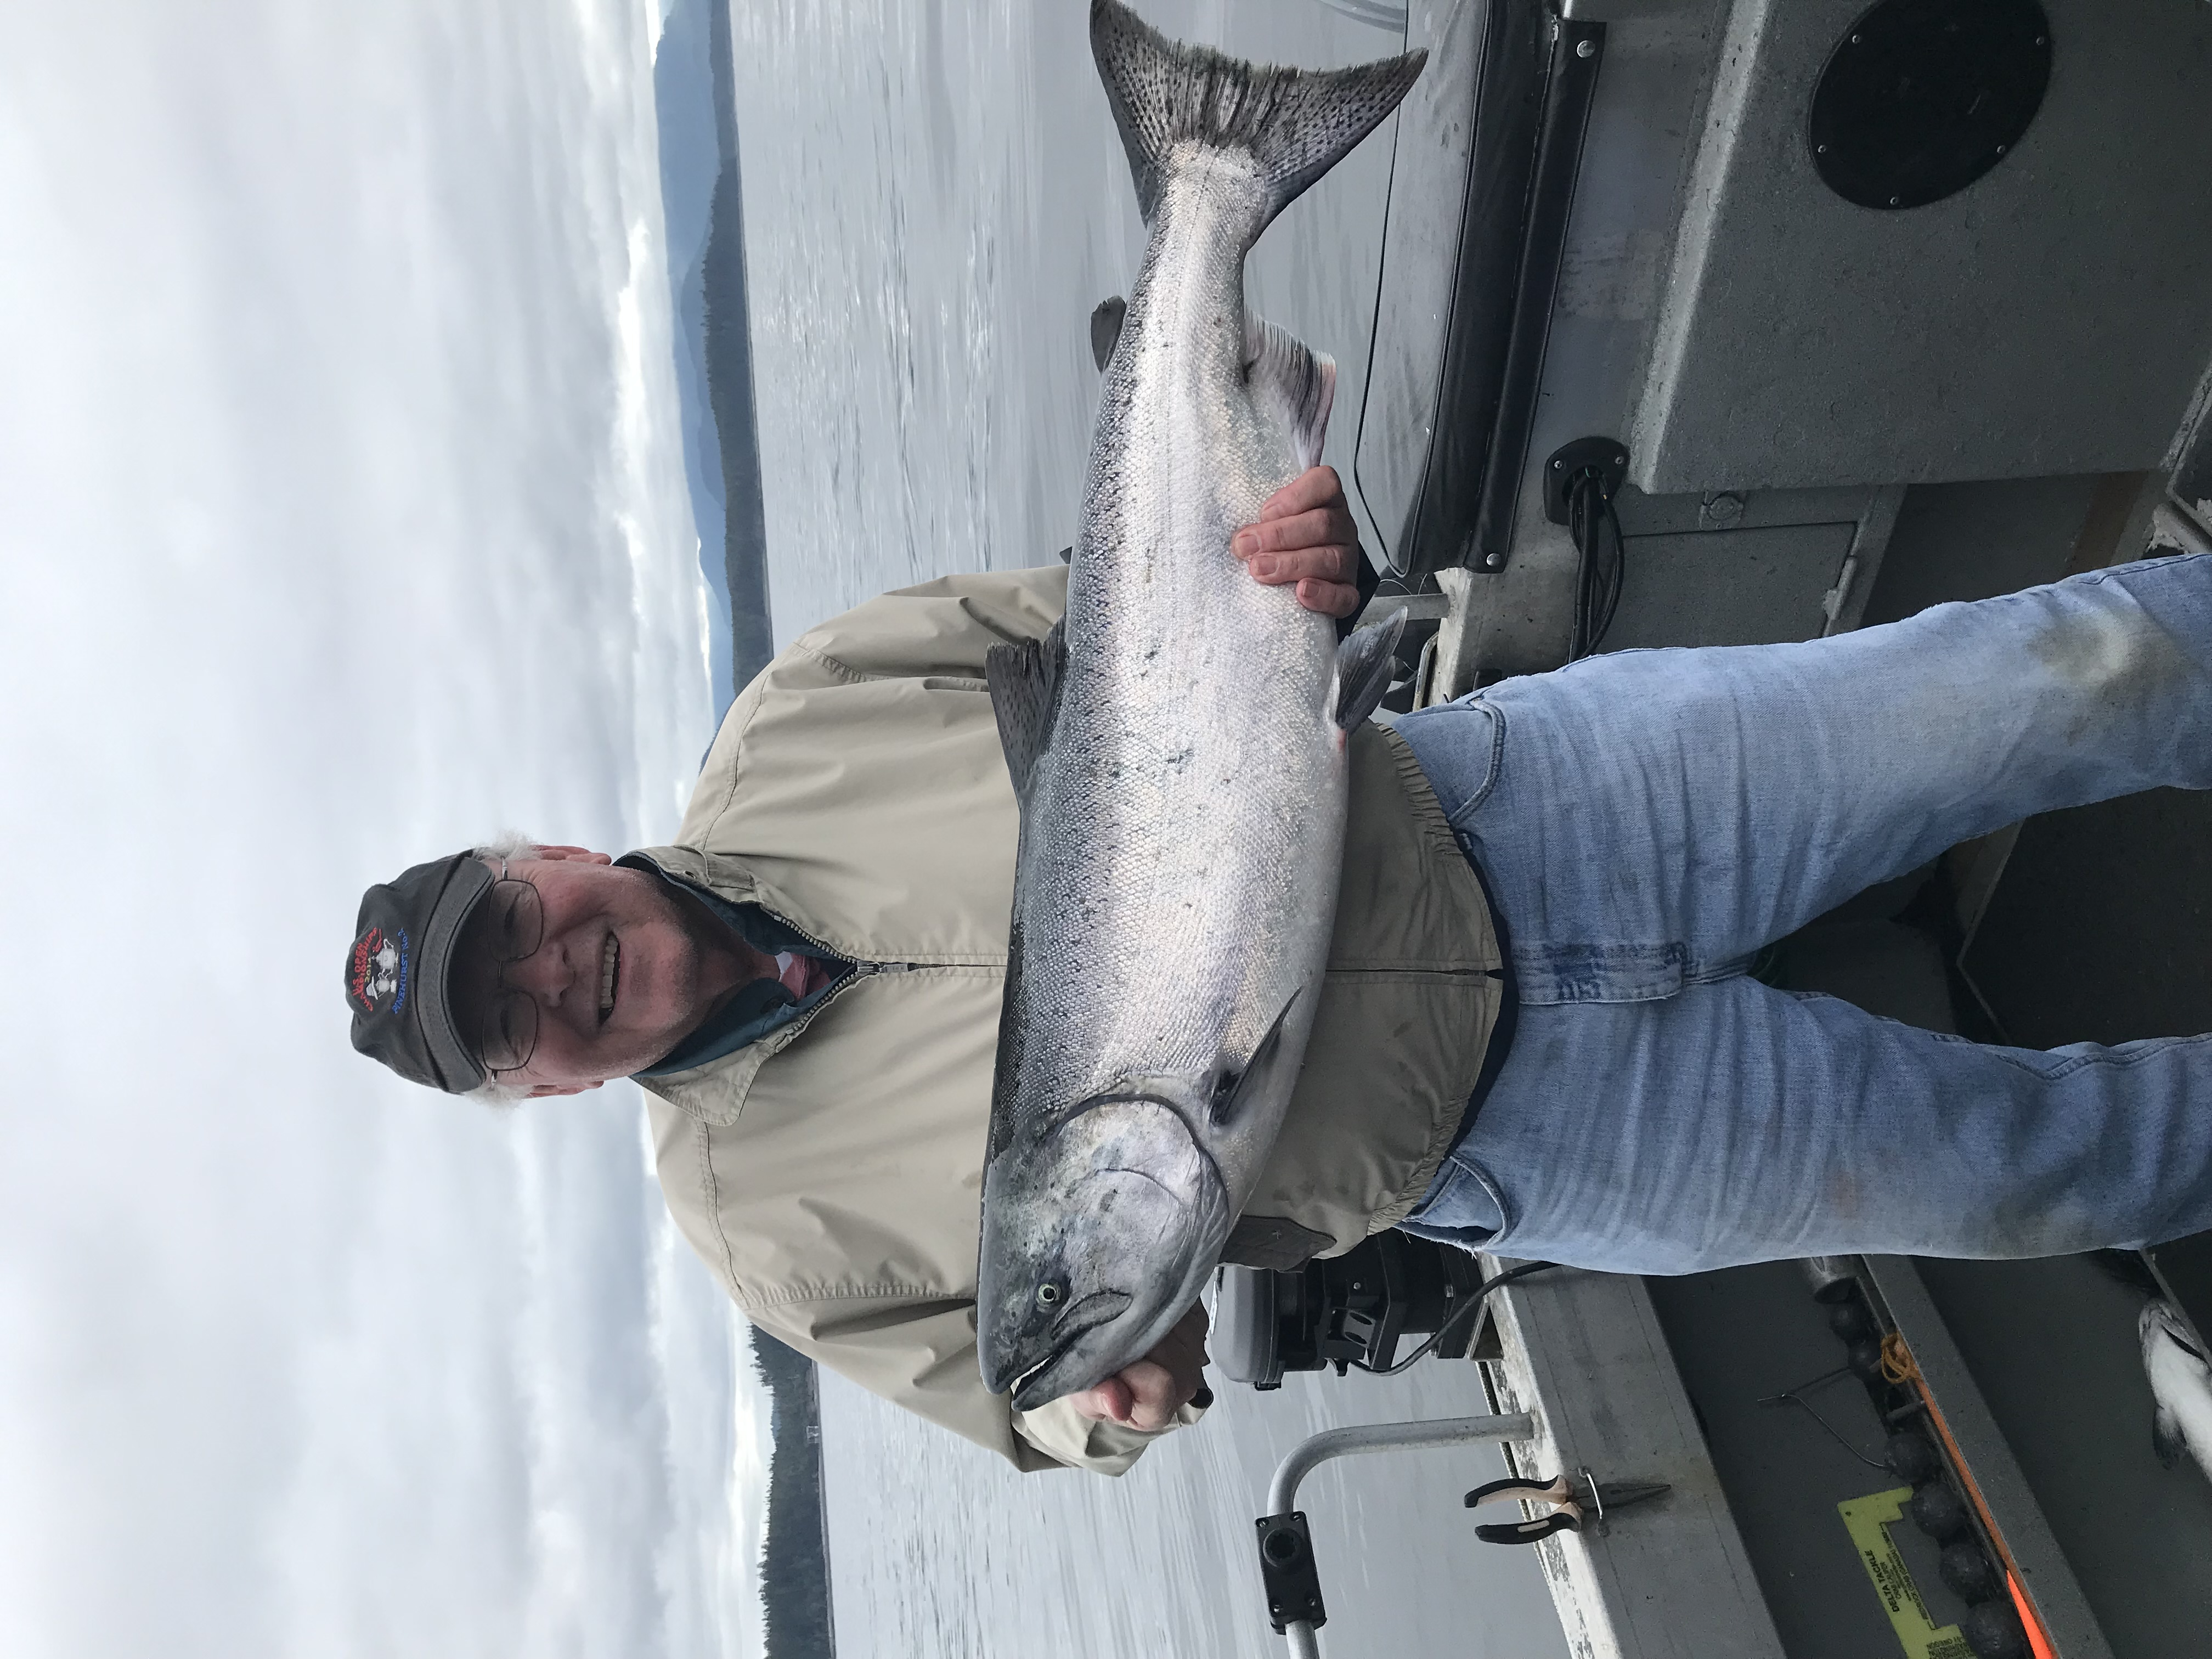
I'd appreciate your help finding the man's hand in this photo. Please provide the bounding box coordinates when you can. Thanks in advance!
[1065,1300,1211,1432]
[1233,465,1367,620]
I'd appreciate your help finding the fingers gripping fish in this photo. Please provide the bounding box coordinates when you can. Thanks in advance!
[975,0,1423,1410]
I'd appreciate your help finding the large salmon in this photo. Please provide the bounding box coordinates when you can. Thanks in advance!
[977,0,1423,1410]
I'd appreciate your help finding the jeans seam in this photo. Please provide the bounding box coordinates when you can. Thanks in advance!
[1445,1147,1517,1239]
[2072,549,2204,589]
[1931,1027,2212,1080]
[1688,955,1757,985]
[1444,698,1508,828]
[1512,939,1751,1005]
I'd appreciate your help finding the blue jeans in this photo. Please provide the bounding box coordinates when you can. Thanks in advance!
[1395,553,2212,1273]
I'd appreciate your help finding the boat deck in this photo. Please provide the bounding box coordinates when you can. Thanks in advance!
[1331,0,2212,1652]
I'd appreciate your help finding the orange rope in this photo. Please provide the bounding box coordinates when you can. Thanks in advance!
[1880,1333,2057,1659]
[1877,1329,1919,1386]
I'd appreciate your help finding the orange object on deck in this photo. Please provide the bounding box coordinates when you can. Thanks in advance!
[1880,1333,2062,1659]
[2009,1573,2057,1659]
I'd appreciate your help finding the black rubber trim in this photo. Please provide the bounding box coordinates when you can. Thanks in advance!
[1470,16,1606,573]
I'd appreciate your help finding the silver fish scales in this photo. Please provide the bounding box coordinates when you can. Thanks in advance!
[977,0,1423,1410]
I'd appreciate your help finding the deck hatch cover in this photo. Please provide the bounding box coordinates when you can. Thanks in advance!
[1809,0,2052,211]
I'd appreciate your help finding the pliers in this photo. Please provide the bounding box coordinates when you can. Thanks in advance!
[1465,1468,1671,1544]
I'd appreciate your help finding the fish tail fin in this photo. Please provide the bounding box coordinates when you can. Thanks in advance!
[1090,0,1425,229]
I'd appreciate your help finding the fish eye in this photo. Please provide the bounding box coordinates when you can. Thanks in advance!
[1036,1282,1065,1311]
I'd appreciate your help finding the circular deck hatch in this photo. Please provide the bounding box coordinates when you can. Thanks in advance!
[1809,0,2051,211]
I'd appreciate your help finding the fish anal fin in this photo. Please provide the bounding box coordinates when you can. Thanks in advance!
[1245,316,1336,473]
[2154,1402,2186,1471]
[985,622,1067,798]
[1333,607,1407,731]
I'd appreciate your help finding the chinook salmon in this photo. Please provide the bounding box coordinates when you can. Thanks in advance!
[2143,1298,2212,1486]
[975,0,1424,1411]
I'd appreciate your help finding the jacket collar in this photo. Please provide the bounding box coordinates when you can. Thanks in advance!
[623,844,845,1127]
[623,844,759,907]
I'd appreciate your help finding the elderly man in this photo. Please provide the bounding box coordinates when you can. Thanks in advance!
[348,466,2212,1474]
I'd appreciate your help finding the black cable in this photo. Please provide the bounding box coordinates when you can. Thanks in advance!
[1565,468,1626,659]
[1757,1373,1890,1471]
[1362,1260,1558,1377]
[1567,470,1592,657]
[1594,486,1624,647]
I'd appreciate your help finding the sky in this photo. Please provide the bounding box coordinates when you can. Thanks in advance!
[0,3,764,1656]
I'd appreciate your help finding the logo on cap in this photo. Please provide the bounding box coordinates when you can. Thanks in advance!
[348,925,410,1015]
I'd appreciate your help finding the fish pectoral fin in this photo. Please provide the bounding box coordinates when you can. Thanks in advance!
[985,620,1068,799]
[1245,317,1336,475]
[2153,1401,2186,1470]
[1212,989,1301,1127]
[1090,296,1127,373]
[1333,607,1408,731]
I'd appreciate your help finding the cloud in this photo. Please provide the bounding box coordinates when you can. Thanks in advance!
[0,2,752,1655]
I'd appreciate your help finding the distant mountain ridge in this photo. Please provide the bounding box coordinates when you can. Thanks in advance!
[750,1325,836,1659]
[651,3,826,1651]
[654,0,775,719]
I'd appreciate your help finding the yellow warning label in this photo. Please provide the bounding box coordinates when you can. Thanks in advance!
[1837,1487,1972,1659]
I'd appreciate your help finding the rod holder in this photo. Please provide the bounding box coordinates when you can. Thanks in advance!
[1257,1413,1538,1655]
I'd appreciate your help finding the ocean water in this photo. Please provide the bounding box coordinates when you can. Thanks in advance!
[817,1353,1567,1659]
[727,2,1568,1652]
[731,0,1406,649]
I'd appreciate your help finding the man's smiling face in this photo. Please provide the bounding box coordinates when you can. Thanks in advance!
[448,847,754,1096]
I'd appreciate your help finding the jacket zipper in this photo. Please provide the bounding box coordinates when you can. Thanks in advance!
[765,958,924,1049]
[751,902,930,1036]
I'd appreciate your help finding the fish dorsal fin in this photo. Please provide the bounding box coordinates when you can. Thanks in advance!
[1245,316,1336,473]
[1089,0,1426,229]
[985,622,1066,799]
[1333,607,1406,731]
[1210,989,1300,1126]
[1090,296,1127,373]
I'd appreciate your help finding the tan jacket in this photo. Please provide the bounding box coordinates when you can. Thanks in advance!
[635,568,1502,1473]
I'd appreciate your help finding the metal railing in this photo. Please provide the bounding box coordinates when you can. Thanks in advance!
[1257,1413,1537,1657]
[1316,0,1410,32]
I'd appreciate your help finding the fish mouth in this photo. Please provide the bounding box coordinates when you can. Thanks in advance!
[986,1290,1135,1407]
[1001,1351,1064,1409]
[1011,1372,1076,1413]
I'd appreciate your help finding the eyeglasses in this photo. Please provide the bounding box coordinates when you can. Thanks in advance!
[475,865,545,1075]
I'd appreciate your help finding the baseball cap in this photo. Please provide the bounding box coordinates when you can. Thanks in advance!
[345,851,497,1093]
